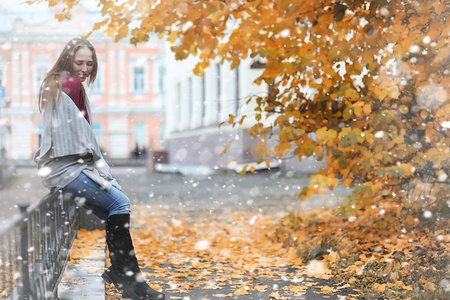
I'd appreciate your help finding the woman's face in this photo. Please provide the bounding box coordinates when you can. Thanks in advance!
[72,47,94,82]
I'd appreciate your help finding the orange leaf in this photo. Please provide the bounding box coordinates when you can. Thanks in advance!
[234,287,248,295]
[268,291,288,299]
[435,89,447,102]
[375,283,386,292]
[213,293,234,298]
[255,285,268,292]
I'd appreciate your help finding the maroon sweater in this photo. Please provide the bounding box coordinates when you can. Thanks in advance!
[62,76,90,124]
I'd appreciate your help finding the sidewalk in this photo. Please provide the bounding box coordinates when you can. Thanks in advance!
[1,166,353,299]
[57,167,353,299]
[57,248,106,300]
[58,230,106,300]
[58,208,353,300]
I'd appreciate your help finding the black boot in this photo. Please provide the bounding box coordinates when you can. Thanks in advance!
[101,214,165,300]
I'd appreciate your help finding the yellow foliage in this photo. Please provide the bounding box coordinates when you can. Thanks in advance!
[33,0,450,209]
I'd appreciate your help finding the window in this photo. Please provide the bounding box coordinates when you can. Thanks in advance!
[133,66,145,93]
[108,116,129,158]
[89,62,103,94]
[201,75,206,126]
[230,66,240,115]
[251,60,275,112]
[216,64,221,121]
[187,77,193,127]
[0,68,4,99]
[134,122,147,148]
[0,68,4,87]
[93,123,102,147]
[0,66,9,106]
[153,63,164,95]
[235,67,240,114]
[176,82,181,130]
[89,75,102,93]
[130,56,149,95]
[0,57,6,90]
[33,57,51,94]
[34,65,48,94]
[158,66,164,94]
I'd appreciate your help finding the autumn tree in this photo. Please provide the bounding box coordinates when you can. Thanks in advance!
[30,0,449,211]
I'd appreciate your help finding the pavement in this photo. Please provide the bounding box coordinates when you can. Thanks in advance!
[0,165,353,299]
[57,248,106,300]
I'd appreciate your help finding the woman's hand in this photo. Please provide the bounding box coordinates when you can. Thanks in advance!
[93,168,100,176]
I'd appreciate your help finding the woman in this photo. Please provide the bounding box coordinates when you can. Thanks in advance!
[34,38,165,300]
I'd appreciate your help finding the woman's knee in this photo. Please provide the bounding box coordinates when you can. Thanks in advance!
[110,189,131,214]
[118,196,131,211]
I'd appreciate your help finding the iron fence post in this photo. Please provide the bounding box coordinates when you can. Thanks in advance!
[1,190,80,299]
[19,204,31,300]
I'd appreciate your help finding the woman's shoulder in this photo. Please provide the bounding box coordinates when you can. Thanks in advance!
[61,76,82,100]
[62,75,82,90]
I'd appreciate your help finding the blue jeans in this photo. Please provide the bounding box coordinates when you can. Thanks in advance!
[63,172,130,221]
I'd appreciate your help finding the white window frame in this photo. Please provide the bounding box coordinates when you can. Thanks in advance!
[129,56,149,95]
[176,82,182,130]
[187,76,193,128]
[216,63,221,122]
[0,56,9,106]
[133,66,145,93]
[89,55,104,94]
[152,61,164,96]
[201,75,206,126]
[32,56,51,95]
[0,66,4,88]
[230,66,240,116]
[133,122,147,148]
[33,65,48,95]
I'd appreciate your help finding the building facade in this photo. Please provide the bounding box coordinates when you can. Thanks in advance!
[0,1,164,162]
[161,43,325,173]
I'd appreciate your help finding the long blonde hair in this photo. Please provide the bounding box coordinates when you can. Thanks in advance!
[38,38,98,111]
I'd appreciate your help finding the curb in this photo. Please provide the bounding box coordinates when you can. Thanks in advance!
[58,244,106,299]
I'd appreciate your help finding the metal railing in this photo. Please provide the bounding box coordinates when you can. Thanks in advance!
[0,189,79,299]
